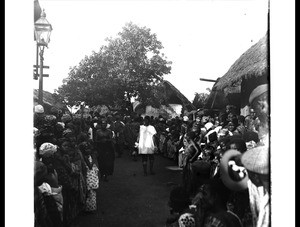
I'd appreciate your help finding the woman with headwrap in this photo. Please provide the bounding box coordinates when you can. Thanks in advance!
[34,160,63,227]
[65,139,87,214]
[35,116,58,159]
[38,143,64,226]
[34,104,46,129]
[48,139,85,226]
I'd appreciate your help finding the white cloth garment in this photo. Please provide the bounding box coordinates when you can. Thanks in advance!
[138,125,157,154]
[247,180,270,227]
[88,127,93,140]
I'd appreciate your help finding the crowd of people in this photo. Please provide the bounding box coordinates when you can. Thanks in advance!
[164,84,270,227]
[34,84,270,227]
[33,105,145,227]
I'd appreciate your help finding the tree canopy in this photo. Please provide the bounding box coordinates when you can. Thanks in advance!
[192,88,211,109]
[55,22,172,112]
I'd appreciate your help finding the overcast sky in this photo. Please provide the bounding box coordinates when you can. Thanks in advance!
[33,0,268,101]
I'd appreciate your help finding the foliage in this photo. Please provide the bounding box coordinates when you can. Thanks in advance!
[55,22,172,112]
[192,88,211,109]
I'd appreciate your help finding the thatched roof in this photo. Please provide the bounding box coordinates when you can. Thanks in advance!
[162,80,196,111]
[215,33,269,90]
[33,89,65,110]
[204,78,241,110]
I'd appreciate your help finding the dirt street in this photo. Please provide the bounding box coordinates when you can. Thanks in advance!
[71,152,182,227]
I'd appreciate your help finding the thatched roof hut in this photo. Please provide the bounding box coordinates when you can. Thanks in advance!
[134,80,196,118]
[215,33,269,90]
[214,32,269,115]
[162,80,196,112]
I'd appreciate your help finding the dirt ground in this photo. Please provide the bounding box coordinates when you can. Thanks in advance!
[70,152,182,227]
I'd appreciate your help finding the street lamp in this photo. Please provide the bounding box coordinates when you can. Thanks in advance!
[34,9,52,104]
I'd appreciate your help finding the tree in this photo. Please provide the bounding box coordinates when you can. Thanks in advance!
[192,88,211,109]
[56,22,172,111]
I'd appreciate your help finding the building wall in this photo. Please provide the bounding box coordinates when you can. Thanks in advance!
[143,104,182,118]
[168,104,182,116]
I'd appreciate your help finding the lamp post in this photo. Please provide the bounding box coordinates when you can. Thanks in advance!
[34,9,52,104]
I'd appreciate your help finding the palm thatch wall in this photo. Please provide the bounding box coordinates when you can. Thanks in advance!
[215,33,269,90]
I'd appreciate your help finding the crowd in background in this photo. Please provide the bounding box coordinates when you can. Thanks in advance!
[163,84,270,227]
[34,105,145,227]
[34,85,269,227]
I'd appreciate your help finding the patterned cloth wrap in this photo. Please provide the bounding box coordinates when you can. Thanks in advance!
[86,156,99,190]
[85,190,97,212]
[85,156,99,212]
[45,115,57,123]
[178,213,196,227]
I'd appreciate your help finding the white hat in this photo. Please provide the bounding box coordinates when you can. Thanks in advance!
[204,122,213,131]
[33,127,38,134]
[249,84,268,104]
[34,104,44,113]
[241,145,269,175]
[39,143,57,156]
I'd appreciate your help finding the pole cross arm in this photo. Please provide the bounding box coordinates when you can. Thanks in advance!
[33,65,50,69]
[33,73,49,79]
[199,78,217,82]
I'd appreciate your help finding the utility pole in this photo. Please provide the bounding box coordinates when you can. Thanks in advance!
[38,46,44,104]
[33,64,49,79]
[34,8,52,105]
